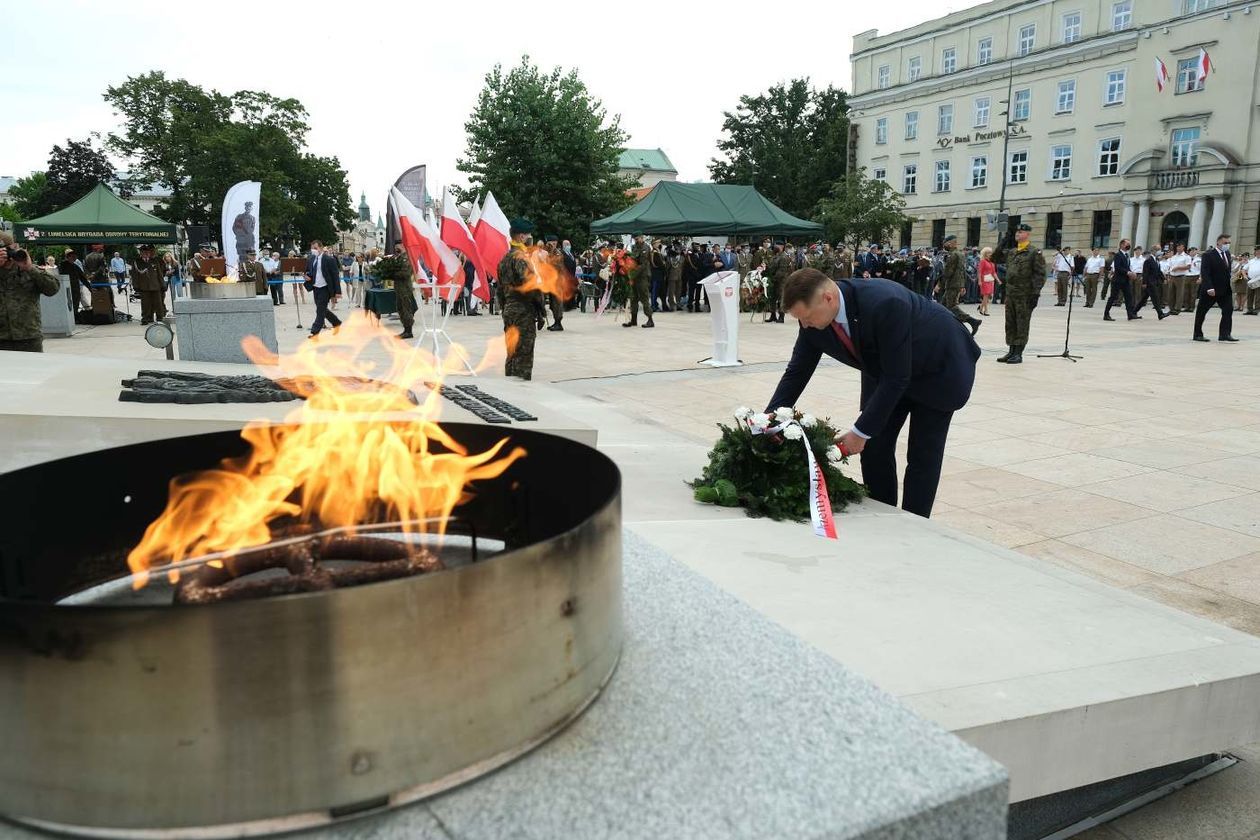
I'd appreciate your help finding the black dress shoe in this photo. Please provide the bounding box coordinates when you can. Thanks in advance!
[1104,315,1116,321]
[1221,336,1240,342]
[622,321,636,328]
[547,323,564,331]
[1193,335,1210,342]
[642,319,654,328]
[970,319,981,337]
[1128,315,1142,320]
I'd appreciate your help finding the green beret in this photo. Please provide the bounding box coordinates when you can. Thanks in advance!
[544,234,558,243]
[943,234,957,243]
[1017,223,1033,232]
[509,217,534,235]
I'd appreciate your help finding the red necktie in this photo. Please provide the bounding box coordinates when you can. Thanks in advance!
[831,321,860,361]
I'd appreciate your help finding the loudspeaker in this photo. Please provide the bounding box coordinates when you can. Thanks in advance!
[186,225,211,253]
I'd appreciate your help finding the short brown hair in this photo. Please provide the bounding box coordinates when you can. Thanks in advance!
[781,267,832,310]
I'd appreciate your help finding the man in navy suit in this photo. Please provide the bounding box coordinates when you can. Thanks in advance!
[1104,239,1138,322]
[304,239,342,338]
[1194,233,1238,342]
[766,268,981,517]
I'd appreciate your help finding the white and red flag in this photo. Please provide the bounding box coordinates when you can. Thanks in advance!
[474,191,511,280]
[1155,57,1170,92]
[388,186,460,286]
[1197,48,1214,83]
[439,192,489,302]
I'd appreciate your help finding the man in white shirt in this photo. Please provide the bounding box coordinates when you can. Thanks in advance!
[304,240,343,338]
[1165,244,1191,315]
[1053,247,1072,306]
[1083,248,1105,307]
[1245,246,1260,316]
[1184,248,1202,313]
[261,251,282,306]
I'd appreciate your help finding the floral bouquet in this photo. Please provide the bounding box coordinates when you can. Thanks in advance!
[690,407,866,528]
[740,268,768,312]
[372,253,412,290]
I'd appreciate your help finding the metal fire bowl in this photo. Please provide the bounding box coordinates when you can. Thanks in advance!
[0,424,622,837]
[189,281,256,299]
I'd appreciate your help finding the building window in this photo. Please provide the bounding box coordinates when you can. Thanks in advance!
[903,164,918,194]
[932,219,947,248]
[908,56,922,81]
[1176,58,1204,94]
[1056,80,1076,114]
[1045,212,1064,249]
[974,96,991,128]
[967,217,982,247]
[1171,127,1200,167]
[935,160,951,192]
[1091,210,1113,248]
[1013,88,1031,121]
[1184,0,1219,11]
[1104,70,1126,105]
[900,220,913,250]
[877,65,891,89]
[875,117,888,145]
[905,111,919,140]
[942,47,957,74]
[1112,0,1132,30]
[977,37,993,65]
[1062,12,1082,43]
[873,167,887,182]
[1018,24,1036,56]
[1050,144,1073,180]
[938,104,954,135]
[1008,150,1029,184]
[1098,138,1121,175]
[971,156,988,188]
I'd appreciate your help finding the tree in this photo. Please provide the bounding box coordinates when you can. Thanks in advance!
[7,172,49,219]
[13,140,118,218]
[709,80,850,220]
[456,56,635,245]
[103,71,352,245]
[813,169,908,248]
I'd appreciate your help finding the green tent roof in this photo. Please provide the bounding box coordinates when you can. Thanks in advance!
[618,148,676,172]
[591,182,823,237]
[15,183,178,244]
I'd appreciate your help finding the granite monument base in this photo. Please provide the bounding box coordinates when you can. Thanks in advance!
[38,276,74,338]
[173,295,278,363]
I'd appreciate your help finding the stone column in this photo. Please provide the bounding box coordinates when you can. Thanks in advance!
[1189,196,1209,250]
[1119,202,1136,245]
[1134,200,1150,251]
[1207,194,1228,245]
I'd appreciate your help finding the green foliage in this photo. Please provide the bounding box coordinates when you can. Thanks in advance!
[455,56,636,249]
[103,71,352,245]
[709,79,850,220]
[9,172,50,219]
[13,140,117,219]
[813,169,908,249]
[372,253,410,283]
[690,412,866,522]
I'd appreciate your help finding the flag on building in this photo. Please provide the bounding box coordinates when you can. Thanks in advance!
[388,186,461,286]
[440,192,489,302]
[474,192,512,281]
[1155,57,1170,92]
[1197,48,1214,83]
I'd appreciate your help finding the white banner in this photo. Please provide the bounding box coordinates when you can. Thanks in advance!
[221,181,261,272]
[701,270,742,367]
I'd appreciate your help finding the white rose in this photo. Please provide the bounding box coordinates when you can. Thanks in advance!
[749,413,771,431]
[774,406,796,423]
[801,414,817,428]
[826,445,843,463]
[783,424,804,441]
[733,406,753,421]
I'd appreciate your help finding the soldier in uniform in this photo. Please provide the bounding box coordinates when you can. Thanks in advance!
[624,232,655,328]
[238,247,268,297]
[763,240,791,323]
[735,245,752,283]
[991,223,1046,364]
[937,236,982,336]
[131,244,168,324]
[0,244,61,352]
[542,235,565,331]
[497,218,545,380]
[391,243,417,339]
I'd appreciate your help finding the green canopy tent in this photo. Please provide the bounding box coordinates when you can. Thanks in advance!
[591,182,823,238]
[13,183,177,245]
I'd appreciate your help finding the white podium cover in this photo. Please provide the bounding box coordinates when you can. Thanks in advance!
[700,270,742,367]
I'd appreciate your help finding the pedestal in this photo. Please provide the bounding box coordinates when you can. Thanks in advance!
[172,295,278,364]
[700,270,742,367]
[38,276,74,338]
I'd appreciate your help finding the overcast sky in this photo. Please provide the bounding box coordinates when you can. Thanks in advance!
[7,0,959,218]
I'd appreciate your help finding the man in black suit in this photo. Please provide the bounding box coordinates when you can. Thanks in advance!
[1134,247,1169,320]
[1104,239,1138,321]
[304,239,342,338]
[858,243,885,278]
[1194,233,1238,342]
[766,268,981,518]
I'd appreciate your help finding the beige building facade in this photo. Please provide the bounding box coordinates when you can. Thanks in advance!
[849,0,1260,253]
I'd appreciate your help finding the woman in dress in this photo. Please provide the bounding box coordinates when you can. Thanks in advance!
[977,246,997,316]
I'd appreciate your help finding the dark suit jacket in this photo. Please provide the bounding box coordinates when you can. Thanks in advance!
[766,279,981,437]
[1113,251,1132,280]
[858,251,884,276]
[1142,255,1164,285]
[1201,247,1232,297]
[305,253,342,295]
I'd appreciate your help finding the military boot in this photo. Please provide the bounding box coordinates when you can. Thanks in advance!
[996,346,1013,363]
[642,316,655,328]
[969,316,982,337]
[1006,344,1025,364]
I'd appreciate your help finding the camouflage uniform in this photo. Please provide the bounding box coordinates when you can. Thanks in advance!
[498,244,543,380]
[941,249,970,324]
[0,259,62,352]
[992,239,1047,352]
[628,240,654,325]
[393,253,416,336]
[131,254,168,323]
[765,248,793,317]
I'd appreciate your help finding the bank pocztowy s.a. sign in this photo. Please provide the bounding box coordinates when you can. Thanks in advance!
[936,124,1029,149]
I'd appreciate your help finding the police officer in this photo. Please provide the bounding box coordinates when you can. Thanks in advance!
[131,244,167,324]
[497,218,545,379]
[937,235,981,336]
[991,223,1046,364]
[391,243,417,340]
[0,244,61,352]
[625,232,655,328]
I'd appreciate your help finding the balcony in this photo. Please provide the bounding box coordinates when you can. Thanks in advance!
[1149,169,1200,191]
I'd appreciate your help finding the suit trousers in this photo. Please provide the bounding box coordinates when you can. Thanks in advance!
[859,395,953,518]
[1105,277,1135,319]
[1134,278,1164,314]
[1193,291,1234,339]
[310,285,342,335]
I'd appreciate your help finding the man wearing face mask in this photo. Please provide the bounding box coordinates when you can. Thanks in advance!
[1193,233,1238,342]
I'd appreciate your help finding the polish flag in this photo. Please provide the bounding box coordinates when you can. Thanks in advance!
[468,195,482,232]
[440,192,489,302]
[388,186,460,286]
[1155,57,1170,92]
[1197,48,1213,83]
[474,191,512,281]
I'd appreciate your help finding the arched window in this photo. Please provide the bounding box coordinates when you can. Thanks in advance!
[1160,211,1190,247]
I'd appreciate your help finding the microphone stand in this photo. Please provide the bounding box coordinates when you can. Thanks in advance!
[1038,267,1083,362]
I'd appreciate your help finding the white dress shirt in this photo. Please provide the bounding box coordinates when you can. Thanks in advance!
[312,252,327,288]
[834,292,870,440]
[1084,255,1105,274]
[1054,253,1073,274]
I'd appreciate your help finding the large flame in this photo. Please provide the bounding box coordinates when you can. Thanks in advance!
[126,313,525,589]
[523,246,577,301]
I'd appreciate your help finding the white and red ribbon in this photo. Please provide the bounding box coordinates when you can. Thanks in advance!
[751,419,838,540]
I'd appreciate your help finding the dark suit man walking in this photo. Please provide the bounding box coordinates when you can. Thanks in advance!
[766,269,981,518]
[1194,233,1238,342]
[1104,240,1138,321]
[1134,248,1169,320]
[304,240,342,338]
